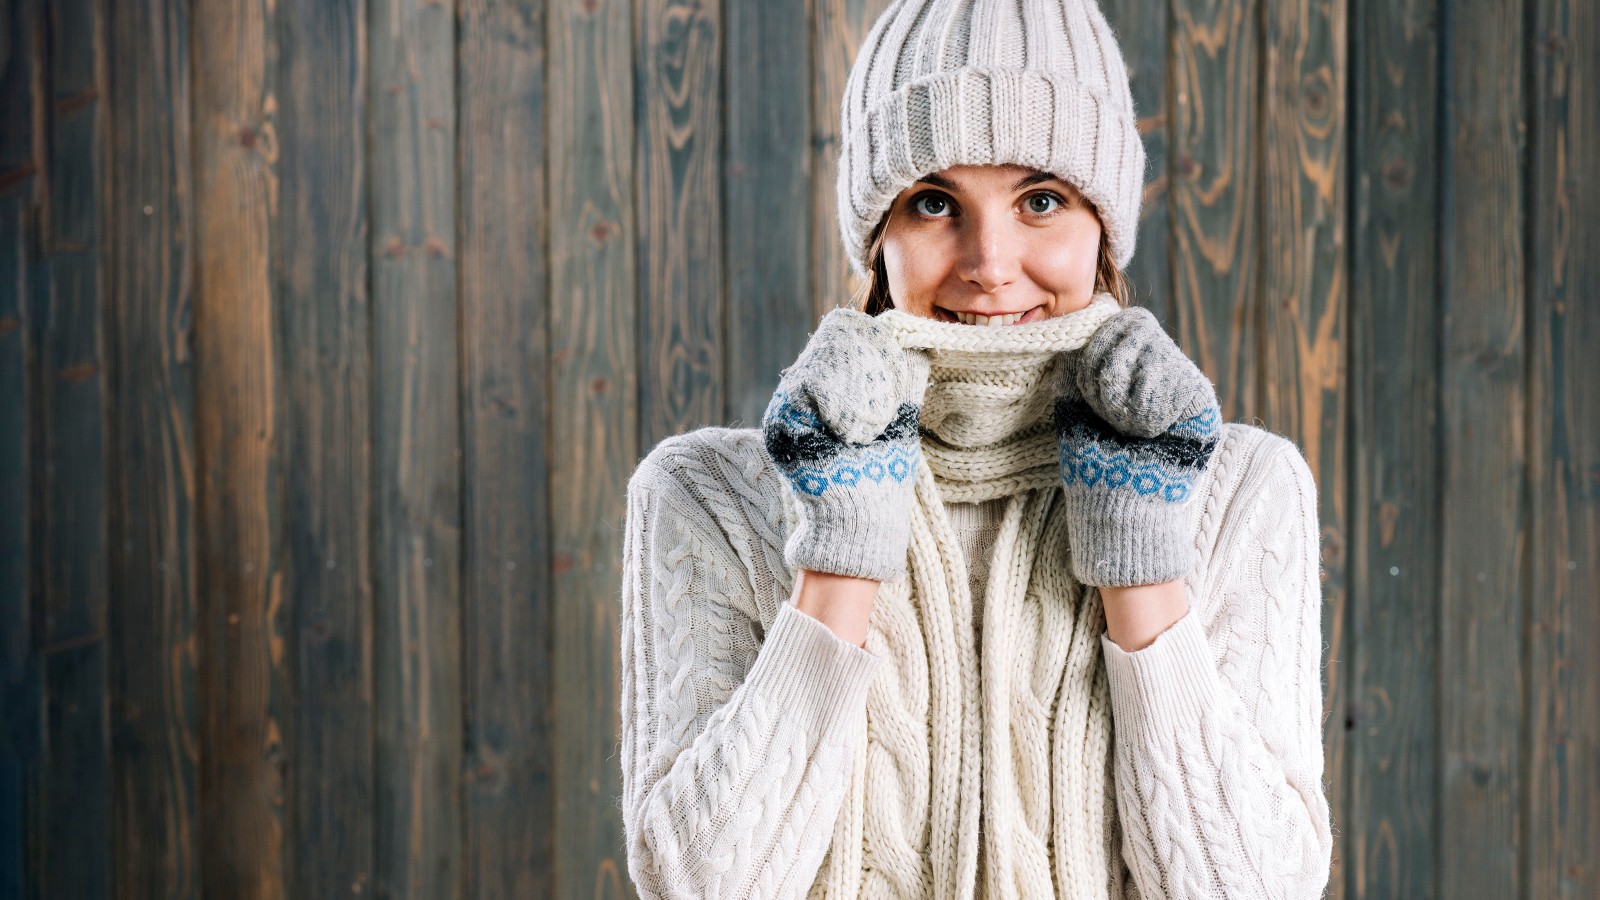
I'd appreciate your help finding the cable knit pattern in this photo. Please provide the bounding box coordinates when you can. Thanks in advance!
[621,414,1332,899]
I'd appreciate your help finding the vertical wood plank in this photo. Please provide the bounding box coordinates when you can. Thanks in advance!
[1101,0,1173,321]
[1168,0,1260,422]
[34,2,115,893]
[724,0,808,426]
[0,4,39,892]
[369,0,462,895]
[808,0,893,318]
[1438,0,1525,892]
[1348,0,1441,896]
[1526,0,1600,894]
[105,0,201,895]
[636,0,723,445]
[190,0,285,895]
[275,0,375,895]
[549,0,635,892]
[1259,0,1348,892]
[457,0,553,896]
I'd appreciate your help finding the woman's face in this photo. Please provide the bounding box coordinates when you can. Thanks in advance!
[880,164,1103,326]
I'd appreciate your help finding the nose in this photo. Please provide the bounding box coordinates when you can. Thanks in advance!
[955,209,1018,293]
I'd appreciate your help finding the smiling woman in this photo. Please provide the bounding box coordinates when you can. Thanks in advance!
[619,0,1332,897]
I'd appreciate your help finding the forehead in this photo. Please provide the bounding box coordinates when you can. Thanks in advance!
[913,165,1079,195]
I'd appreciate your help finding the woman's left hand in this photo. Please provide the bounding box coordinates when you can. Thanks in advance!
[1050,306,1222,588]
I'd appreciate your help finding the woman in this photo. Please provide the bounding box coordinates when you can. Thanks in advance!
[619,0,1334,896]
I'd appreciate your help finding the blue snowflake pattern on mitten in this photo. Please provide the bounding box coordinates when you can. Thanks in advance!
[763,390,920,497]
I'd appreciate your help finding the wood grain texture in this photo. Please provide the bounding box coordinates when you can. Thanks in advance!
[724,0,809,428]
[458,0,553,896]
[368,0,462,896]
[191,0,286,895]
[1349,1,1440,896]
[1101,0,1172,321]
[1438,0,1525,893]
[35,2,116,890]
[1168,0,1259,422]
[274,0,375,895]
[1526,0,1600,894]
[1259,0,1348,892]
[0,4,39,891]
[636,0,723,446]
[105,0,201,895]
[549,0,636,893]
[808,0,893,320]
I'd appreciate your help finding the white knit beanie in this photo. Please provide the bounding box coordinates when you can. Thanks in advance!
[836,0,1146,276]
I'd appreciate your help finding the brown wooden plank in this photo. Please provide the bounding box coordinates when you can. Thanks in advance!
[273,0,375,895]
[368,0,462,896]
[1258,0,1348,892]
[724,0,808,427]
[1101,0,1172,320]
[548,0,636,892]
[1526,0,1600,894]
[1167,0,1259,422]
[808,0,893,319]
[190,0,285,895]
[457,0,553,896]
[1437,0,1525,892]
[105,0,201,895]
[1348,0,1441,896]
[34,0,115,895]
[636,0,722,445]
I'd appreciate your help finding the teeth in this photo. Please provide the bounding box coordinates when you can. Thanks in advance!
[954,311,1024,326]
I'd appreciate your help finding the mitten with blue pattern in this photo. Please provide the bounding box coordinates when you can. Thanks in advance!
[1052,306,1222,587]
[762,307,931,581]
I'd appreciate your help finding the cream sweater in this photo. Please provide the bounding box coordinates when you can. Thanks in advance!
[620,422,1333,898]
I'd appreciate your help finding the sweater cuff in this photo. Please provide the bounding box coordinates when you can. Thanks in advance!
[742,602,882,741]
[1100,609,1222,739]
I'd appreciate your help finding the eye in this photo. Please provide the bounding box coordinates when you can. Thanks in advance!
[1024,191,1066,215]
[911,191,954,218]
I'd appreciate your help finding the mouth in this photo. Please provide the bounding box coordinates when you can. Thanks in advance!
[933,305,1045,327]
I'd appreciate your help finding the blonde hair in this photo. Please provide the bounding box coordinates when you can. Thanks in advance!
[850,206,1132,315]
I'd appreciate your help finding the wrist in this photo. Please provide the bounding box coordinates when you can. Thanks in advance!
[791,569,880,648]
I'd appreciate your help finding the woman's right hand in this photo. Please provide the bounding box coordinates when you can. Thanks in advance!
[762,307,930,582]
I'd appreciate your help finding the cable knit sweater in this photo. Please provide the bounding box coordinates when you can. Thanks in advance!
[620,421,1333,898]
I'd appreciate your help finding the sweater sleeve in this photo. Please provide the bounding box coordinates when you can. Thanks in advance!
[1099,435,1334,899]
[620,445,882,900]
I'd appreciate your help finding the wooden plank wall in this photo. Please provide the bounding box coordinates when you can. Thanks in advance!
[0,0,1596,897]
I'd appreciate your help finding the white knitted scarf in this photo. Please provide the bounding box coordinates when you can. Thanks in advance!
[809,295,1123,899]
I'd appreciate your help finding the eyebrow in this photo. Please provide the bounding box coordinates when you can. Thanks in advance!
[915,169,1059,192]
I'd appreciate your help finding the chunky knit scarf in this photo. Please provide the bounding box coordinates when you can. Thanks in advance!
[808,295,1125,899]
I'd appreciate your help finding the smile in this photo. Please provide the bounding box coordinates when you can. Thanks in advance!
[934,305,1043,327]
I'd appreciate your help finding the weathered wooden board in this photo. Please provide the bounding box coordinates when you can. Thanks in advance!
[106,0,201,895]
[1102,0,1172,322]
[458,0,553,896]
[1527,0,1600,894]
[1167,0,1259,422]
[274,0,375,895]
[725,0,810,427]
[0,2,39,891]
[191,0,286,894]
[368,0,463,896]
[808,0,894,320]
[636,0,723,445]
[549,0,637,892]
[1438,0,1526,893]
[1349,0,1441,896]
[34,1,114,892]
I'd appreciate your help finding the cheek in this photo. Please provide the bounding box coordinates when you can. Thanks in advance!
[882,235,945,310]
[1028,221,1100,292]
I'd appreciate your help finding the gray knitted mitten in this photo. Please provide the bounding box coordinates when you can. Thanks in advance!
[762,308,931,581]
[1052,306,1222,587]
